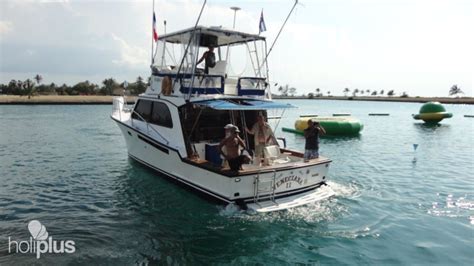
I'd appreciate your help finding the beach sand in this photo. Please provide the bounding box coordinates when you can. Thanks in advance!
[0,95,137,104]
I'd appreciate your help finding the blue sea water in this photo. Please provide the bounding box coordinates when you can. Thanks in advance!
[0,100,473,265]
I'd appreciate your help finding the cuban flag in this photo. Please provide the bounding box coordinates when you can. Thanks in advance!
[153,12,158,41]
[259,10,266,34]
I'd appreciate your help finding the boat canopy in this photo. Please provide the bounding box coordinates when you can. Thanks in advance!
[193,99,296,110]
[158,26,266,47]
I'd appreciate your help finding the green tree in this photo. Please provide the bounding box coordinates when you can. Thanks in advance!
[134,76,147,95]
[101,78,119,95]
[57,84,68,95]
[73,80,97,95]
[387,90,395,97]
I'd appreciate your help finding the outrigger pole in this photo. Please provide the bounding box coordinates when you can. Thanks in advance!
[169,0,206,101]
[257,0,298,73]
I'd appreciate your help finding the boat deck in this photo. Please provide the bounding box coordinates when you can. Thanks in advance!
[184,148,331,177]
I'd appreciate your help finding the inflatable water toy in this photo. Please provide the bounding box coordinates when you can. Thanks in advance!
[413,102,452,123]
[286,116,363,136]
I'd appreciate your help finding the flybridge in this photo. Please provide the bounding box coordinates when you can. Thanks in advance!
[147,25,270,99]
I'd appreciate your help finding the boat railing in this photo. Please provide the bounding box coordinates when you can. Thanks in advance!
[130,109,170,145]
[112,97,133,122]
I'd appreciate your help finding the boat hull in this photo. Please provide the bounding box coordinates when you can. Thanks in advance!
[113,117,333,210]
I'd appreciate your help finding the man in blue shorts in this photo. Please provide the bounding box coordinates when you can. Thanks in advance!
[304,120,326,162]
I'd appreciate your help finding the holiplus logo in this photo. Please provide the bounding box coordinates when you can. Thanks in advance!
[8,220,76,259]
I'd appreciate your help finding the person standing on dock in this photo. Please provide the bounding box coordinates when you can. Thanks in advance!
[304,120,326,162]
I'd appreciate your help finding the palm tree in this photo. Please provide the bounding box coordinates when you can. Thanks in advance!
[278,84,289,96]
[34,74,43,85]
[387,90,395,97]
[327,90,331,96]
[352,88,359,96]
[23,79,35,99]
[343,87,350,96]
[380,89,384,96]
[289,87,297,97]
[316,88,320,97]
[449,85,463,96]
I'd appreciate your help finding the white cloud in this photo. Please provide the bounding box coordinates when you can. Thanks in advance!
[110,33,148,67]
[0,21,13,35]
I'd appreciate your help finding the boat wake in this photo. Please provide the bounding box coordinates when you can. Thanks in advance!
[218,181,361,223]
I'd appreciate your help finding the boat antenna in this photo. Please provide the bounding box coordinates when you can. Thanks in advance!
[170,0,207,100]
[231,6,241,29]
[225,7,241,63]
[257,0,298,73]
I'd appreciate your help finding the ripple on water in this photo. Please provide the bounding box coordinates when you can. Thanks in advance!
[428,193,474,224]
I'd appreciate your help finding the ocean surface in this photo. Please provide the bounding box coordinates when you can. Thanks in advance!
[0,99,473,265]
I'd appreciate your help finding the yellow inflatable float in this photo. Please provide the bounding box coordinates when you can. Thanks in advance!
[283,116,364,136]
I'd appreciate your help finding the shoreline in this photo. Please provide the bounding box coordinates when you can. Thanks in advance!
[0,95,472,105]
[273,95,474,105]
[0,95,137,105]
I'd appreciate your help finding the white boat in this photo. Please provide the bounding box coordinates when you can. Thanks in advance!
[111,25,334,212]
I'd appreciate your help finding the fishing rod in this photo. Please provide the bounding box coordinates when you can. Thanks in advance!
[257,0,299,74]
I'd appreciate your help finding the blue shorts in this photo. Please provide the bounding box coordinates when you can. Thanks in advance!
[304,149,319,160]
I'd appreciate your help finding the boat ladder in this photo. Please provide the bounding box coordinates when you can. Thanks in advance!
[253,170,277,204]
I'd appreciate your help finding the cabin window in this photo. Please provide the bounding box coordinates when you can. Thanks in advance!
[151,102,173,128]
[132,100,152,121]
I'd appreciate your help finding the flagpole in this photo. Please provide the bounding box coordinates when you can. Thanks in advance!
[151,0,155,65]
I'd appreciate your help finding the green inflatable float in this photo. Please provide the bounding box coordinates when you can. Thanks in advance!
[413,102,452,124]
[283,116,364,136]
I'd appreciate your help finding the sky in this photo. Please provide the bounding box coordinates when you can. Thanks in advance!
[0,0,472,97]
